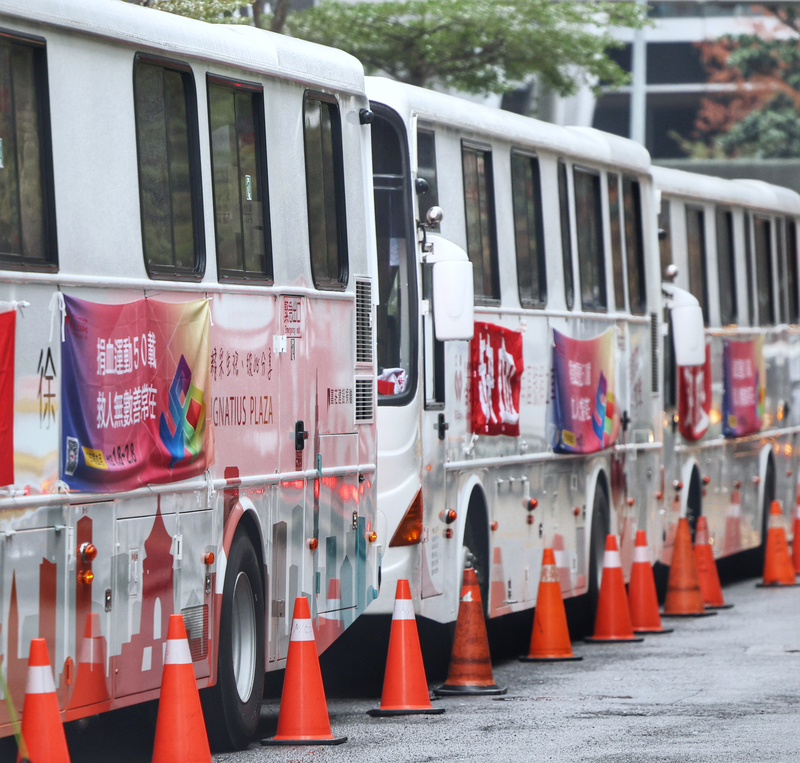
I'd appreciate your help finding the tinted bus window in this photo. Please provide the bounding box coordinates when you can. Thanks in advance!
[0,37,55,269]
[511,152,546,308]
[558,160,574,310]
[623,177,646,315]
[716,208,736,325]
[574,167,606,311]
[416,128,439,227]
[686,206,708,326]
[658,198,672,279]
[754,215,774,325]
[134,59,203,278]
[788,219,799,323]
[608,173,625,310]
[462,144,499,301]
[208,80,271,281]
[304,94,348,289]
[744,213,755,324]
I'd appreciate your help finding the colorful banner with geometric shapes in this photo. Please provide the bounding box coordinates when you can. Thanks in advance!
[60,296,213,492]
[722,336,765,438]
[551,327,619,454]
[0,308,15,487]
[470,322,524,436]
[677,343,712,442]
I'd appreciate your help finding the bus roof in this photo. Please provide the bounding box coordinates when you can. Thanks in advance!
[652,165,800,216]
[365,76,652,175]
[5,0,366,95]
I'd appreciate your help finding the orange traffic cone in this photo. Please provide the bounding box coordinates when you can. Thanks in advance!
[152,615,212,763]
[262,597,347,744]
[758,500,798,587]
[694,517,733,609]
[585,535,644,643]
[663,517,716,617]
[520,548,583,661]
[628,531,673,634]
[68,612,111,710]
[17,638,71,763]
[792,497,800,575]
[368,579,445,716]
[434,566,506,695]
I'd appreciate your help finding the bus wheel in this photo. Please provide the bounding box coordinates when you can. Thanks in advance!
[202,529,265,751]
[587,484,609,617]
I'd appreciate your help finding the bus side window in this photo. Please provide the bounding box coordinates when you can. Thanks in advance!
[558,160,574,310]
[623,176,646,315]
[658,198,672,279]
[0,36,56,270]
[574,167,606,312]
[744,213,756,325]
[608,173,625,311]
[754,215,774,326]
[716,207,736,326]
[788,218,799,324]
[685,205,708,326]
[134,57,204,279]
[303,93,348,290]
[208,78,272,282]
[510,151,546,308]
[416,128,439,226]
[777,217,788,323]
[462,142,499,302]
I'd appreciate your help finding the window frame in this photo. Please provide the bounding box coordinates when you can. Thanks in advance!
[206,73,273,283]
[133,53,205,281]
[0,28,57,271]
[607,172,626,312]
[753,214,775,326]
[715,206,737,326]
[558,159,575,311]
[572,164,607,313]
[787,217,799,324]
[623,175,647,316]
[685,204,709,326]
[302,90,349,291]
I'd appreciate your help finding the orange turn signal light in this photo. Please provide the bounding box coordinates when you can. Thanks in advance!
[389,489,424,547]
[442,509,457,525]
[527,498,538,511]
[307,538,319,551]
[80,543,98,563]
[78,570,94,585]
[203,552,215,565]
[367,531,377,543]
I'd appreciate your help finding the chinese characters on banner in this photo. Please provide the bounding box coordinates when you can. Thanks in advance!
[470,322,524,436]
[551,328,620,454]
[0,309,15,487]
[60,296,214,492]
[677,343,711,442]
[722,336,765,438]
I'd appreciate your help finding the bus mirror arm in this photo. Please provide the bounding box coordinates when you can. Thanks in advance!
[662,282,706,367]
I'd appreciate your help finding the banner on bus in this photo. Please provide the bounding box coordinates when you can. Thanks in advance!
[470,322,524,436]
[722,336,765,438]
[0,308,15,487]
[60,296,213,492]
[551,328,620,454]
[677,343,711,442]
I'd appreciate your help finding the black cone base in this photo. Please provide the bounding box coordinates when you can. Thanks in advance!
[585,635,645,643]
[705,603,734,609]
[367,707,446,717]
[633,627,674,634]
[661,610,717,617]
[519,654,583,662]
[261,736,347,746]
[756,581,799,588]
[433,683,507,696]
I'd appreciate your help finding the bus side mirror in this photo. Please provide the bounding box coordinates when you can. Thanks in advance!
[663,283,705,366]
[426,234,474,341]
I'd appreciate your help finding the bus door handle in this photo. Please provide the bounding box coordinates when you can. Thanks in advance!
[295,420,309,450]
[435,413,449,441]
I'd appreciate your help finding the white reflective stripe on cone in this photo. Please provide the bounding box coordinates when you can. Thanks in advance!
[540,564,559,584]
[633,545,651,563]
[392,598,415,621]
[164,638,193,665]
[603,550,622,569]
[290,619,315,642]
[25,664,56,695]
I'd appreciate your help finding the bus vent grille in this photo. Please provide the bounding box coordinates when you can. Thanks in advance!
[355,377,374,423]
[356,278,373,365]
[650,312,659,394]
[181,604,208,661]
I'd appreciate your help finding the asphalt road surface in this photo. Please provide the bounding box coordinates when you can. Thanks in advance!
[5,575,800,762]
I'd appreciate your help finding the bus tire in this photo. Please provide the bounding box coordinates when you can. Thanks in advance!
[202,529,265,751]
[462,492,489,615]
[587,483,609,618]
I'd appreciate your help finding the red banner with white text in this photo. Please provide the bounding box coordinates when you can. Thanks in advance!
[677,343,711,442]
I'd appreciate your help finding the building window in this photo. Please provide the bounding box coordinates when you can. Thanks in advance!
[462,143,499,301]
[0,36,56,270]
[304,93,348,289]
[624,177,646,315]
[753,215,774,326]
[511,152,546,308]
[686,206,708,326]
[573,167,606,311]
[608,173,625,311]
[716,208,736,325]
[558,160,574,310]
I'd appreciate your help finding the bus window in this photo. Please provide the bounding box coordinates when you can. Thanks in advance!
[416,128,439,228]
[788,219,799,323]
[208,79,271,281]
[716,208,736,325]
[0,37,55,270]
[134,58,204,279]
[574,167,606,311]
[623,177,646,315]
[511,152,546,308]
[777,217,788,323]
[608,173,625,311]
[304,93,348,289]
[558,160,574,310]
[686,206,708,326]
[658,198,672,279]
[754,215,774,325]
[744,213,755,324]
[372,109,417,402]
[462,143,499,301]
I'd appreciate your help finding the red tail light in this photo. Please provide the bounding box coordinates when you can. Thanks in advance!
[389,489,423,547]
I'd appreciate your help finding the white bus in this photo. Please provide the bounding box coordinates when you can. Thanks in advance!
[0,0,378,749]
[365,77,702,624]
[654,166,800,563]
